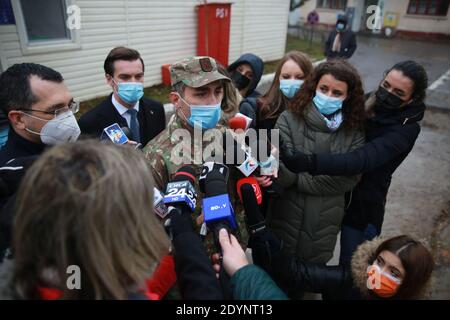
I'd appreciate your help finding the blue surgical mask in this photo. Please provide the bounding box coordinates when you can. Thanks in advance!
[178,95,222,129]
[279,79,304,99]
[114,80,144,104]
[336,22,346,31]
[313,90,343,115]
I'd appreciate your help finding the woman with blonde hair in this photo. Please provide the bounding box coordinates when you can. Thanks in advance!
[0,140,170,299]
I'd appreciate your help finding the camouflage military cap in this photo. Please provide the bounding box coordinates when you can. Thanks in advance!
[170,56,230,88]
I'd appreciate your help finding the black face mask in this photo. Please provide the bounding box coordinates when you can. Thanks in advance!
[375,86,408,109]
[231,71,251,91]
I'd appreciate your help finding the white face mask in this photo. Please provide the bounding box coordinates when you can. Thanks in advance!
[23,111,81,145]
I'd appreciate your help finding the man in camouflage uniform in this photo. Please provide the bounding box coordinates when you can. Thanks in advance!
[143,56,248,255]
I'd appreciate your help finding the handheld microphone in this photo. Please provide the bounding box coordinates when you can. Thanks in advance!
[121,126,142,149]
[164,166,197,213]
[239,182,266,235]
[202,169,236,300]
[153,187,169,219]
[236,176,263,205]
[203,170,237,246]
[199,162,229,193]
[228,115,249,132]
[100,123,129,144]
[224,118,259,177]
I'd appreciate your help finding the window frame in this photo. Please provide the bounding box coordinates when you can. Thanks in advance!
[317,0,348,10]
[406,0,449,16]
[11,0,81,55]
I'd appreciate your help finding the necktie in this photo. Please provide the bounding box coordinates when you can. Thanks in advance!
[126,109,141,143]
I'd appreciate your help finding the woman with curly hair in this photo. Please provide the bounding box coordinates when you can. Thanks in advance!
[266,60,366,275]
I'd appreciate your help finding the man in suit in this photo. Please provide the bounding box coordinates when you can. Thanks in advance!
[324,15,357,60]
[78,47,166,146]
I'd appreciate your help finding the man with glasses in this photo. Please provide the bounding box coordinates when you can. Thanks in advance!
[0,63,80,166]
[0,63,80,260]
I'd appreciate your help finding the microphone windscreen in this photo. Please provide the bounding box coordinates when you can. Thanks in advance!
[173,165,196,185]
[228,116,248,132]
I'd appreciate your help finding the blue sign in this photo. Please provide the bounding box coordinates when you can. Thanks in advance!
[0,0,15,25]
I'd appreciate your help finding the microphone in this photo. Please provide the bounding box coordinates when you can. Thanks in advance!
[228,115,249,133]
[239,182,266,235]
[224,118,259,177]
[100,123,129,144]
[163,165,197,213]
[153,187,169,219]
[199,162,229,193]
[202,170,237,249]
[236,176,262,205]
[121,126,131,139]
[121,126,142,149]
[163,166,197,240]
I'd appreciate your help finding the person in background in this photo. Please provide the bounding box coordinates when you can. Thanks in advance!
[217,64,240,125]
[324,14,357,60]
[78,47,165,146]
[228,54,265,129]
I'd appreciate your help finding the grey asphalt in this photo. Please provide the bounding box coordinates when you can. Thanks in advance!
[348,35,450,110]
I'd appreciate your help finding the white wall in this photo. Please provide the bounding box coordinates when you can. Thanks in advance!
[0,0,289,102]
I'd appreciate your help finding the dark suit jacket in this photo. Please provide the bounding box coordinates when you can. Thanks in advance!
[78,93,166,146]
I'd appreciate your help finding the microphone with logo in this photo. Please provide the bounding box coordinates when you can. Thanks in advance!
[163,166,198,239]
[237,176,281,271]
[202,168,237,299]
[224,116,259,177]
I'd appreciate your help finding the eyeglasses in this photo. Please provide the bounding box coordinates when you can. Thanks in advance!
[19,100,80,118]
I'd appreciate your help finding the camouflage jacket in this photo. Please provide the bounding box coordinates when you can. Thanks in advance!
[143,114,248,255]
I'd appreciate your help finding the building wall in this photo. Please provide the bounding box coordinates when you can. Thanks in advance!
[0,0,289,102]
[299,0,450,35]
[385,0,450,35]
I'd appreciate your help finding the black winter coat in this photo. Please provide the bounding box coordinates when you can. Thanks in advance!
[313,95,426,233]
[324,30,357,59]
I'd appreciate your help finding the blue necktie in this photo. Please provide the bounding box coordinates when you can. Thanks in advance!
[126,109,141,143]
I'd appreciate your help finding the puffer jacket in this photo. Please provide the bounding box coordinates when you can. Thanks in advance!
[267,104,365,263]
[231,264,288,300]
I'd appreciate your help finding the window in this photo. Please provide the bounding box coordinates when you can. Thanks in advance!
[317,0,347,10]
[0,0,15,24]
[407,0,449,16]
[11,0,80,54]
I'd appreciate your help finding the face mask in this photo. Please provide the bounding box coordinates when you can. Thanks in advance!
[23,111,81,145]
[113,80,144,104]
[313,90,343,115]
[280,79,304,99]
[231,71,251,91]
[367,263,402,298]
[336,22,346,31]
[178,95,222,130]
[375,86,407,109]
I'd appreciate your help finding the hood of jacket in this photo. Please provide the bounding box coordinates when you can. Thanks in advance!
[228,53,264,98]
[351,237,432,299]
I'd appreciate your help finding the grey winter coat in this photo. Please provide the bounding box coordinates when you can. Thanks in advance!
[267,104,365,263]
